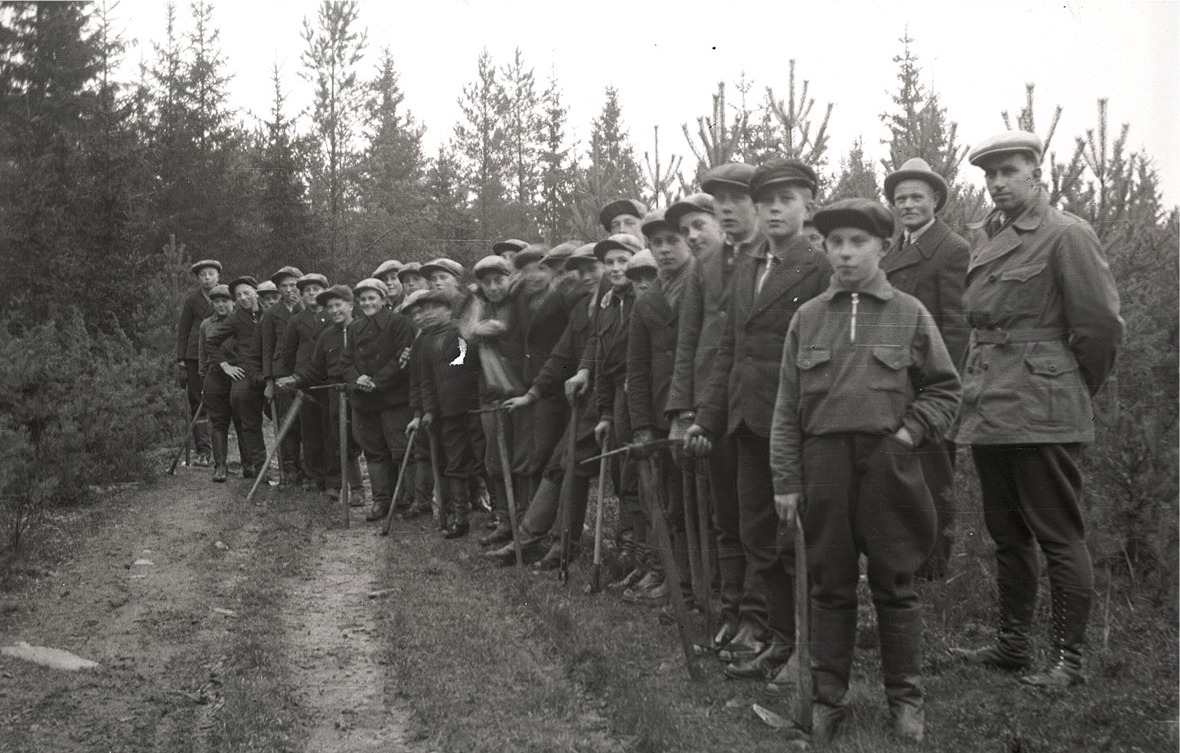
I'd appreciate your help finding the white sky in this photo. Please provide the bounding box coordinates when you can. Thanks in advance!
[112,0,1180,207]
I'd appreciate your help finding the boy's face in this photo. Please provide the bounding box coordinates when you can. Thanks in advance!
[823,227,888,289]
[802,223,825,250]
[278,277,299,305]
[197,267,220,290]
[259,292,280,311]
[301,283,324,307]
[402,273,427,294]
[603,249,633,289]
[631,270,658,295]
[519,261,553,295]
[357,290,385,317]
[427,270,460,295]
[417,301,450,329]
[234,286,259,312]
[647,229,691,271]
[711,186,757,240]
[213,297,234,316]
[678,210,725,257]
[380,273,403,300]
[477,272,511,304]
[574,261,603,293]
[608,213,643,238]
[325,297,353,325]
[755,185,812,241]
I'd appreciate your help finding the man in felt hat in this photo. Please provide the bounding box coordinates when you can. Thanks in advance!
[206,276,270,480]
[345,278,416,521]
[948,131,1123,689]
[684,158,829,682]
[769,198,961,743]
[261,266,305,485]
[667,167,769,656]
[176,259,222,466]
[882,158,970,580]
[599,199,648,240]
[276,273,332,491]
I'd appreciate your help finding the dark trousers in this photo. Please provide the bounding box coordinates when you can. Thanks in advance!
[299,392,328,484]
[353,404,412,505]
[709,432,766,630]
[915,435,957,577]
[271,389,302,474]
[438,413,485,479]
[202,370,233,433]
[185,360,211,453]
[230,378,267,470]
[802,433,936,612]
[734,424,794,642]
[971,444,1092,595]
[610,388,641,540]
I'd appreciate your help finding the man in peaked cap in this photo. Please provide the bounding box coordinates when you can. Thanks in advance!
[199,283,237,482]
[492,238,529,263]
[276,273,331,491]
[261,266,305,485]
[685,158,829,681]
[666,169,766,654]
[881,157,970,580]
[373,260,405,310]
[769,197,961,743]
[948,131,1123,690]
[176,258,222,466]
[397,262,429,298]
[599,199,648,239]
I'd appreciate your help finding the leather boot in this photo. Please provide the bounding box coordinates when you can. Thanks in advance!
[211,430,228,483]
[483,538,543,566]
[1021,585,1089,688]
[878,606,925,742]
[346,457,365,507]
[724,640,793,680]
[409,460,433,518]
[949,576,1035,670]
[810,607,857,745]
[366,496,392,521]
[479,520,514,547]
[717,619,767,663]
[443,477,470,539]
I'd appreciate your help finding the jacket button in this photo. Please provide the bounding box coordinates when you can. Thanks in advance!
[982,363,989,370]
[1048,364,1057,373]
[800,359,811,367]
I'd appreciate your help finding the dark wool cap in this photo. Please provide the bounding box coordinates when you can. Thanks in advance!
[492,238,529,256]
[208,284,233,301]
[640,209,675,238]
[598,199,648,231]
[749,159,819,200]
[373,259,403,279]
[512,243,550,270]
[542,241,580,268]
[665,193,715,229]
[700,163,756,195]
[315,284,354,307]
[296,273,329,290]
[227,275,259,296]
[396,262,423,282]
[270,265,304,285]
[419,258,465,279]
[593,233,644,261]
[565,243,600,270]
[812,198,895,240]
[473,255,512,278]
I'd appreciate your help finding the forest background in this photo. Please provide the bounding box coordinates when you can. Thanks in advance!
[0,1,1176,609]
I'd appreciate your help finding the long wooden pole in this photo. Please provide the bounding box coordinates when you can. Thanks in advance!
[381,425,417,537]
[494,408,523,568]
[246,391,305,504]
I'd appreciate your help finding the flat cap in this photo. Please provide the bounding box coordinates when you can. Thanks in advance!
[191,259,223,275]
[396,262,423,281]
[542,241,580,268]
[372,259,403,279]
[270,265,303,284]
[701,163,756,195]
[968,130,1043,167]
[399,288,450,313]
[665,192,715,229]
[492,238,529,256]
[812,198,895,240]
[296,273,329,290]
[315,284,354,307]
[640,209,675,238]
[473,255,512,278]
[884,157,950,212]
[750,159,819,199]
[208,284,233,301]
[593,233,644,261]
[353,278,389,298]
[419,258,465,279]
[598,199,648,231]
[624,249,658,278]
[512,243,549,270]
[227,275,259,295]
[256,280,280,296]
[564,243,601,270]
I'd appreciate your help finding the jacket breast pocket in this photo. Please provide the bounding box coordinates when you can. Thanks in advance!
[997,261,1048,315]
[796,348,831,394]
[869,345,912,392]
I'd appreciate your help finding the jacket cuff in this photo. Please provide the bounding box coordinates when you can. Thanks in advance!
[901,416,926,446]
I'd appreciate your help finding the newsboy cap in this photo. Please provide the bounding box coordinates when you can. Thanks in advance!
[492,238,529,256]
[316,284,354,307]
[542,241,580,268]
[624,249,658,279]
[750,159,819,199]
[396,262,423,282]
[593,233,644,261]
[190,259,223,275]
[256,280,280,296]
[473,255,512,278]
[512,243,549,270]
[968,130,1043,167]
[296,273,329,291]
[399,288,450,314]
[353,278,389,298]
[665,192,715,229]
[700,163,756,195]
[640,209,675,238]
[372,260,403,279]
[418,258,465,279]
[208,284,233,301]
[564,243,601,271]
[270,265,303,285]
[227,276,259,296]
[884,158,950,213]
[598,199,648,231]
[812,198,895,240]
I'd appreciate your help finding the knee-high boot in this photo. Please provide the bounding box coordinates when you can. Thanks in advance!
[878,605,925,742]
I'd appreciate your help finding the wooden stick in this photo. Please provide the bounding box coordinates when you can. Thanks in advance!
[682,460,704,618]
[793,511,812,731]
[169,395,206,475]
[494,409,522,567]
[588,433,609,594]
[269,395,284,485]
[338,388,350,528]
[557,398,582,585]
[428,425,445,530]
[381,425,417,537]
[246,392,305,504]
[695,463,717,648]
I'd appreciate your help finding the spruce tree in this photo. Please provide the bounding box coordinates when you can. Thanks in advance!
[827,139,880,202]
[454,48,509,241]
[257,63,317,271]
[537,77,576,243]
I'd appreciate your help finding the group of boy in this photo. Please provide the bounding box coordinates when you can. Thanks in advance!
[174,129,1123,745]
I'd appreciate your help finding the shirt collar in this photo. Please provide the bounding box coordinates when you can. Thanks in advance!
[817,268,895,302]
[904,217,937,244]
